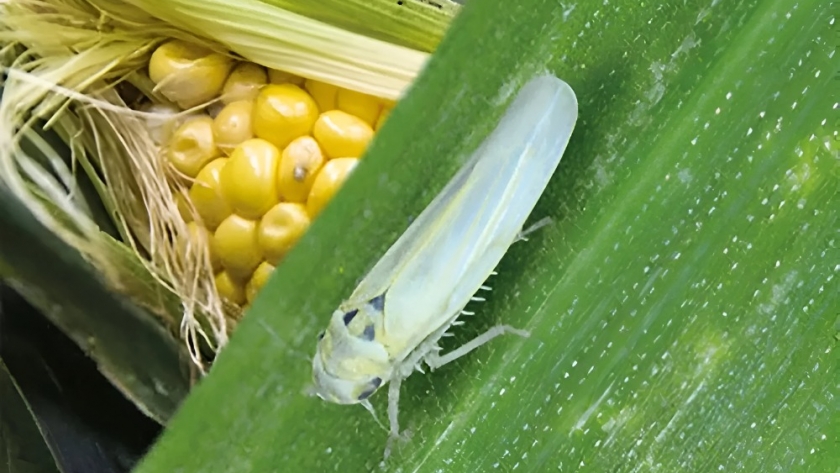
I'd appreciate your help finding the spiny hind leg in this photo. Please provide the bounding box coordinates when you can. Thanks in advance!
[423,324,530,370]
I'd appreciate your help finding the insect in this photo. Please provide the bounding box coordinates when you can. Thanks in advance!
[310,73,578,457]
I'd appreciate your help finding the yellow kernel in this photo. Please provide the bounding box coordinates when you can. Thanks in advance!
[304,79,338,112]
[189,158,232,230]
[212,100,254,154]
[253,84,320,149]
[221,62,267,104]
[306,157,359,217]
[167,116,219,178]
[336,88,381,126]
[375,106,391,131]
[257,203,310,264]
[312,110,374,159]
[215,271,246,305]
[182,222,222,272]
[219,138,281,220]
[212,214,262,280]
[268,69,305,85]
[148,39,234,110]
[245,261,275,304]
[277,136,325,203]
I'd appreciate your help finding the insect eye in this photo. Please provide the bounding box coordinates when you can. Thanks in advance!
[361,324,375,341]
[357,377,383,401]
[368,293,385,311]
[342,309,359,326]
[317,331,325,341]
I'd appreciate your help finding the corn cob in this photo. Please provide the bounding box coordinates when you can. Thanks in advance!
[148,38,395,309]
[0,0,449,381]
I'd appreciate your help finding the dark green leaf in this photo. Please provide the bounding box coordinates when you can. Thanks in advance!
[0,185,192,424]
[0,287,163,473]
[0,360,61,473]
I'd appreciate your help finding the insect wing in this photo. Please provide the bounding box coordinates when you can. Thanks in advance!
[380,75,578,354]
[341,141,485,309]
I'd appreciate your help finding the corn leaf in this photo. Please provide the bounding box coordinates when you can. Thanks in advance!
[0,360,61,473]
[0,184,193,424]
[14,0,840,470]
[0,287,163,472]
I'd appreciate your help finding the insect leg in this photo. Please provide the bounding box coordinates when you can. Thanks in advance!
[383,374,404,459]
[513,216,554,243]
[381,329,448,459]
[423,325,530,370]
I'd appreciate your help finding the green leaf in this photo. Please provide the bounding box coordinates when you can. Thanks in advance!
[123,0,840,471]
[0,186,193,424]
[0,361,61,473]
[1,286,165,472]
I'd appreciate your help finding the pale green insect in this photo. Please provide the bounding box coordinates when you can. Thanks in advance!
[311,73,578,456]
